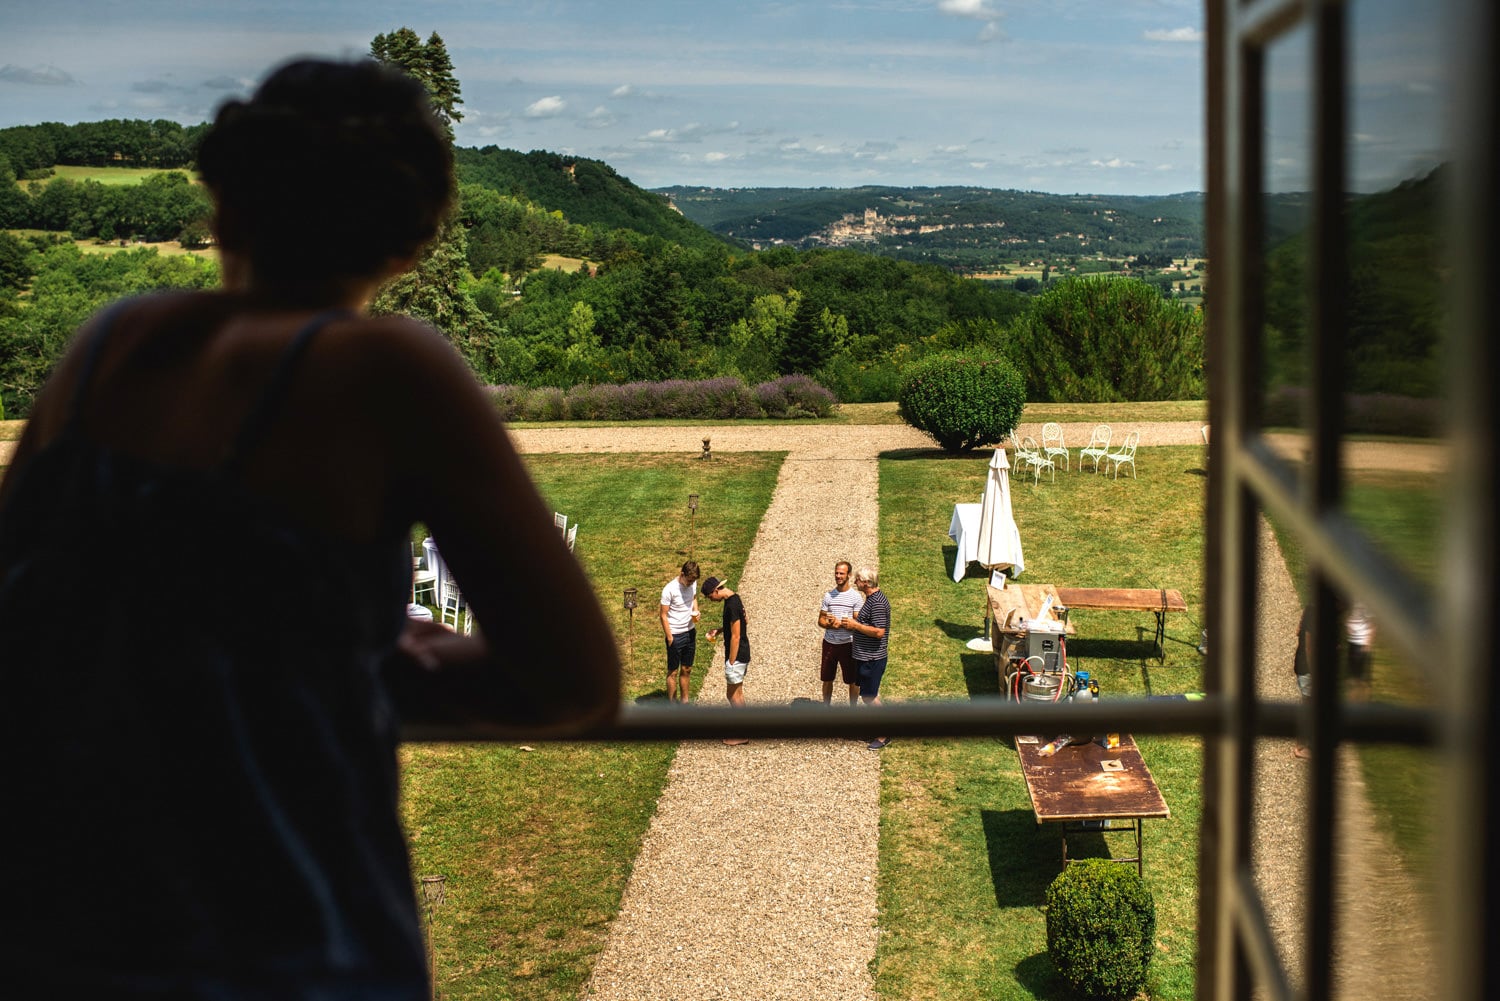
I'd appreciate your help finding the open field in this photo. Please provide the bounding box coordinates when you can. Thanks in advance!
[21,164,202,186]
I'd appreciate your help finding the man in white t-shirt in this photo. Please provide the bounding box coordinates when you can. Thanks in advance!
[817,560,864,705]
[660,561,701,704]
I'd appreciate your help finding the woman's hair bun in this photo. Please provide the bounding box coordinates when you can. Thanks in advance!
[197,58,454,284]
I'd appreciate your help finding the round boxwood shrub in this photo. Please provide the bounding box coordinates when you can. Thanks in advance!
[1045,859,1156,1000]
[897,353,1025,452]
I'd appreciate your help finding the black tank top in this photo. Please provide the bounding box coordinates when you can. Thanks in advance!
[0,300,425,997]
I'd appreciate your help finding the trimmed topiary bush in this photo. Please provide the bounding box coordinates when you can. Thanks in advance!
[897,353,1025,452]
[1045,859,1156,1000]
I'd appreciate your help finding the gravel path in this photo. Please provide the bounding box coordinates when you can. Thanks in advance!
[508,419,1436,999]
[1251,517,1436,998]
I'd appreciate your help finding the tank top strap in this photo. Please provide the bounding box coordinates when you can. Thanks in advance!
[62,299,137,428]
[219,309,351,477]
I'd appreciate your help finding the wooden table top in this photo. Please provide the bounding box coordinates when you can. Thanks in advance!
[1014,733,1170,823]
[1052,587,1187,613]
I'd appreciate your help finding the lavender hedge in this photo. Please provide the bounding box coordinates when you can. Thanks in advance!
[485,375,836,422]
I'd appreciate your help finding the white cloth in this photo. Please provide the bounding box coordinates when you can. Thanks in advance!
[406,603,433,622]
[947,503,981,582]
[421,537,449,607]
[820,585,865,644]
[975,447,1025,578]
[660,577,698,634]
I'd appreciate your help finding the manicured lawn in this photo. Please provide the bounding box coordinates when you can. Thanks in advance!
[872,445,1209,1000]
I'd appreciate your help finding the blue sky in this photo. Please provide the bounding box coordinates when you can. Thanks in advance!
[7,1,1206,194]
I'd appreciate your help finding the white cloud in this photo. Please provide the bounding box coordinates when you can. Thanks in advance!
[937,0,998,19]
[937,0,1003,43]
[704,151,731,162]
[0,63,76,86]
[579,105,617,129]
[1144,27,1204,43]
[524,95,567,117]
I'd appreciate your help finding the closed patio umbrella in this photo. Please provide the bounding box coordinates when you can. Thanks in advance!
[967,447,1025,651]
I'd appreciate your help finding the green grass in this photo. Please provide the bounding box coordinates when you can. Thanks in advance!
[872,446,1209,1000]
[24,164,202,186]
[400,450,783,1000]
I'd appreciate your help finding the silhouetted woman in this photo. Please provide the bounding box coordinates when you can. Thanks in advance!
[0,58,619,998]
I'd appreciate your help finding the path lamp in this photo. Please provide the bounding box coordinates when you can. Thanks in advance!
[623,587,638,672]
[688,494,699,559]
[420,874,446,999]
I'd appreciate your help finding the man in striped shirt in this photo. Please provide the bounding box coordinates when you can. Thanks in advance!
[817,560,864,705]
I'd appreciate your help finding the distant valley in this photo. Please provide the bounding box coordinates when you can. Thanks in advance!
[653,184,1207,269]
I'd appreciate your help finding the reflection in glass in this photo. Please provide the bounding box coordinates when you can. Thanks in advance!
[1249,503,1309,987]
[1335,720,1439,996]
[1260,24,1312,470]
[1341,0,1452,590]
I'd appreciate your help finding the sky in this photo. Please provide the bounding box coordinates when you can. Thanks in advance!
[4,2,1217,196]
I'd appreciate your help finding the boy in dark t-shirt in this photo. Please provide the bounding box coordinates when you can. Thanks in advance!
[703,576,751,745]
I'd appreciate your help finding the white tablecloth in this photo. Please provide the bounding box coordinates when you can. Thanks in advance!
[948,502,981,582]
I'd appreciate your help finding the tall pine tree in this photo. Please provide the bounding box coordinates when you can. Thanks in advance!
[368,28,496,376]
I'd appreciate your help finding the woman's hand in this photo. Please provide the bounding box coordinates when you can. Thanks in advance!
[396,618,487,670]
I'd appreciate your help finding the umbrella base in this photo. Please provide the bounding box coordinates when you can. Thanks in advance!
[965,637,994,652]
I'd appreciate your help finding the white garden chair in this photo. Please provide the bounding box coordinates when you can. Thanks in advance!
[1106,429,1140,479]
[411,543,438,604]
[1079,424,1111,474]
[440,570,464,630]
[1018,435,1056,484]
[1041,421,1070,471]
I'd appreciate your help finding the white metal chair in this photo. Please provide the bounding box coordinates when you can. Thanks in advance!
[1079,424,1111,474]
[565,523,578,552]
[1018,435,1056,483]
[553,512,568,535]
[1012,432,1040,467]
[411,544,438,604]
[1040,421,1070,471]
[440,570,463,630]
[1106,429,1140,479]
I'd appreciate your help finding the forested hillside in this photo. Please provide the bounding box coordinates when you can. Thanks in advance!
[456,147,729,254]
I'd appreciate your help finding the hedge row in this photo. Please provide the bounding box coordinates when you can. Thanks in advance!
[485,374,837,423]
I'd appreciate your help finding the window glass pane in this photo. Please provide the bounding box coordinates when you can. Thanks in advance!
[1249,504,1309,983]
[1260,23,1313,473]
[1341,0,1454,590]
[1334,699,1440,996]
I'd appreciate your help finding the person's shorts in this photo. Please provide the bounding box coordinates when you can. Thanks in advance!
[856,656,888,698]
[1296,673,1313,700]
[1346,644,1372,682]
[820,640,857,684]
[666,629,696,672]
[724,659,749,685]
